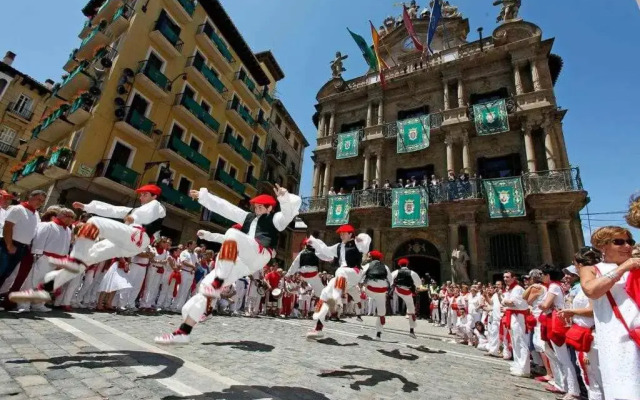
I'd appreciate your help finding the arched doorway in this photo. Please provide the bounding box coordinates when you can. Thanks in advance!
[392,239,441,283]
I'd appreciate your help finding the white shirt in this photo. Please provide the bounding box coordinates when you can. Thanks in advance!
[490,292,503,319]
[131,253,150,266]
[179,250,198,271]
[4,204,39,245]
[391,267,422,289]
[571,287,594,328]
[468,293,484,316]
[0,207,9,238]
[31,221,71,256]
[151,247,169,266]
[546,282,565,310]
[359,261,393,287]
[503,285,527,310]
[84,199,166,226]
[308,234,372,266]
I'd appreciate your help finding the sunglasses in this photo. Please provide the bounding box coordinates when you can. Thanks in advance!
[611,238,636,246]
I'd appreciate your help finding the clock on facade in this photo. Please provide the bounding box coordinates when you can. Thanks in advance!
[402,37,416,51]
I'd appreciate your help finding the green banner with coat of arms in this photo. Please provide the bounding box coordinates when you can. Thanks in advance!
[392,188,428,228]
[483,177,526,218]
[473,99,510,136]
[336,131,359,159]
[396,115,430,153]
[326,195,351,226]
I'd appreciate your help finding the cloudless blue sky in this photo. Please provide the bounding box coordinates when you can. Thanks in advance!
[1,0,639,241]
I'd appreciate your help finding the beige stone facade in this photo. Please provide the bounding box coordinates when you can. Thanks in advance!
[301,6,587,282]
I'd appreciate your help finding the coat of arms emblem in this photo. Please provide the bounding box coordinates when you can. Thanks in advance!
[344,140,351,150]
[498,190,510,205]
[485,111,496,124]
[404,198,415,215]
[408,127,418,141]
[335,204,343,215]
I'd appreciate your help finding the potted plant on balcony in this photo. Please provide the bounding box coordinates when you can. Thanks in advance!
[9,163,24,183]
[98,19,108,31]
[49,146,73,169]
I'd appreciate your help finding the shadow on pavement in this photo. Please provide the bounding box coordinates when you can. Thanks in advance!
[5,350,184,380]
[377,349,419,361]
[162,385,330,400]
[356,334,398,343]
[407,345,446,354]
[318,365,419,393]
[316,337,359,347]
[0,310,74,320]
[201,340,275,352]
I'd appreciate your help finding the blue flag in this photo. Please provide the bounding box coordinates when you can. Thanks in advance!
[427,0,442,54]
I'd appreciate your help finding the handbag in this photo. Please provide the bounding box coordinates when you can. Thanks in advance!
[565,324,594,352]
[548,310,569,346]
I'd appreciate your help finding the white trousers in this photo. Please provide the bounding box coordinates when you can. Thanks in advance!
[156,269,177,309]
[17,256,54,309]
[301,274,325,298]
[396,288,417,329]
[551,342,580,396]
[577,348,604,400]
[313,267,363,322]
[70,217,151,266]
[486,317,501,356]
[431,307,439,323]
[464,312,482,341]
[173,270,194,311]
[56,272,84,306]
[298,297,310,315]
[140,267,164,309]
[118,263,147,309]
[233,284,246,312]
[448,309,458,332]
[365,284,387,334]
[509,314,530,375]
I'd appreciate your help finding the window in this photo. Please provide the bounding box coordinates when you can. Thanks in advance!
[189,136,201,152]
[0,79,8,99]
[238,68,247,80]
[158,10,181,38]
[251,136,259,150]
[193,51,206,70]
[340,120,365,133]
[201,100,211,113]
[13,94,33,114]
[0,126,17,145]
[231,94,240,109]
[246,165,254,181]
[489,234,526,268]
[236,134,244,146]
[477,154,521,179]
[397,105,428,120]
[216,157,226,172]
[170,123,185,140]
[229,166,237,179]
[284,127,291,140]
[275,115,282,128]
[178,177,191,194]
[469,88,509,105]
[147,52,164,72]
[293,140,299,151]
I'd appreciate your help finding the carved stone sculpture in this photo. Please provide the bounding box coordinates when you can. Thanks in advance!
[493,0,521,23]
[451,244,471,283]
[330,51,348,79]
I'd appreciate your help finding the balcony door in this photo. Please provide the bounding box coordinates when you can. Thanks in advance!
[147,52,164,72]
[477,153,521,179]
[129,93,149,124]
[333,174,363,193]
[107,141,133,178]
[397,105,429,120]
[396,164,434,183]
[13,94,32,114]
[178,177,191,195]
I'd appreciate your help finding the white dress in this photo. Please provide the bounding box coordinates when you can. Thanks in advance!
[98,261,132,292]
[592,262,640,399]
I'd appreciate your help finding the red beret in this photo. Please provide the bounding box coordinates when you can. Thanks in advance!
[250,194,277,207]
[398,258,409,266]
[369,250,383,260]
[301,237,309,246]
[335,224,355,234]
[231,224,243,230]
[136,184,162,196]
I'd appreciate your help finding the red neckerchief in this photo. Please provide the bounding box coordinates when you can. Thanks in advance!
[508,281,518,291]
[20,202,36,213]
[52,218,65,227]
[155,247,165,254]
[543,280,562,289]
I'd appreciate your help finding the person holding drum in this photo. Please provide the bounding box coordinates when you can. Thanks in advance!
[306,224,371,339]
[155,184,301,345]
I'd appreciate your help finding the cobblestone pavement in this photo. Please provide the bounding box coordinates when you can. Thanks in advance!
[0,311,558,400]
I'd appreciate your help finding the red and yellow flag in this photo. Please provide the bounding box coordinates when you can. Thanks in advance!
[369,21,388,87]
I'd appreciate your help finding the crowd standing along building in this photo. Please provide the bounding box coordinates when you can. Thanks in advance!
[2,0,306,249]
[300,1,587,282]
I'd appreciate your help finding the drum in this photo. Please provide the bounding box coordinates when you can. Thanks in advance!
[271,288,283,299]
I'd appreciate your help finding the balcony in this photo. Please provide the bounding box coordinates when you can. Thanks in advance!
[149,19,183,59]
[221,131,252,162]
[79,19,94,40]
[287,167,300,182]
[513,89,555,113]
[159,183,200,217]
[31,105,74,143]
[256,116,270,135]
[0,142,19,158]
[63,50,80,74]
[201,208,235,230]
[65,95,93,126]
[136,60,171,100]
[195,24,235,74]
[159,135,211,176]
[226,101,255,134]
[211,169,245,197]
[75,24,112,62]
[251,141,264,158]
[6,102,34,121]
[163,0,196,24]
[174,93,220,137]
[93,158,140,195]
[185,57,227,104]
[54,61,94,101]
[234,71,261,108]
[93,0,124,24]
[114,107,155,143]
[522,167,584,195]
[105,3,133,38]
[262,88,275,106]
[246,175,258,188]
[43,148,75,180]
[265,147,285,167]
[12,156,50,189]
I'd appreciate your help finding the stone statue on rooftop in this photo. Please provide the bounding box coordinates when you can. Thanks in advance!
[407,0,420,18]
[330,51,348,79]
[493,0,521,23]
[441,1,461,18]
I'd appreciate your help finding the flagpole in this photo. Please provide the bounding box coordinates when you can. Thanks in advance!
[382,42,398,67]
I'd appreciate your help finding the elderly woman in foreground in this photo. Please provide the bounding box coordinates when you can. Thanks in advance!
[578,219,640,399]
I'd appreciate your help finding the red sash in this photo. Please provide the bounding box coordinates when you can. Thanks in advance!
[395,287,412,296]
[168,270,181,298]
[367,285,388,293]
[299,271,318,279]
[499,309,531,351]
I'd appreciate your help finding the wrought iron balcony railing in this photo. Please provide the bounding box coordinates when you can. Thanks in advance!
[7,102,34,121]
[522,167,583,195]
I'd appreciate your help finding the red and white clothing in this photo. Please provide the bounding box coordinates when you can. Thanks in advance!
[140,246,169,309]
[99,260,132,293]
[174,249,197,311]
[286,251,324,298]
[118,253,150,309]
[592,262,640,399]
[571,288,603,400]
[156,255,179,310]
[486,290,505,356]
[360,261,393,334]
[502,283,530,376]
[391,267,422,330]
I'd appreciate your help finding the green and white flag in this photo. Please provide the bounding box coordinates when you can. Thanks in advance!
[473,99,510,136]
[483,177,526,218]
[336,131,359,159]
[396,115,430,153]
[326,194,351,226]
[392,187,428,228]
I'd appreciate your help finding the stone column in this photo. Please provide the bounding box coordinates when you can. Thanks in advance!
[363,153,370,189]
[375,153,382,183]
[45,183,62,209]
[377,101,384,125]
[467,223,479,280]
[523,124,536,172]
[558,219,575,266]
[373,229,382,253]
[445,137,454,173]
[328,112,336,136]
[462,136,470,172]
[457,78,466,108]
[323,162,331,195]
[443,80,450,110]
[536,220,553,264]
[317,114,326,138]
[311,163,320,196]
[543,121,557,171]
[366,103,373,127]
[531,58,542,91]
[513,63,523,95]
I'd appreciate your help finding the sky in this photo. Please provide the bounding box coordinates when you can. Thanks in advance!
[0,0,639,242]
